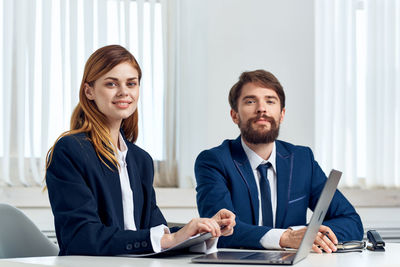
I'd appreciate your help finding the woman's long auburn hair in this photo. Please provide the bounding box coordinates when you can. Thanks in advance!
[46,45,142,171]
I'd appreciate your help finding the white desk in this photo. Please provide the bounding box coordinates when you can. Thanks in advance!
[1,243,399,267]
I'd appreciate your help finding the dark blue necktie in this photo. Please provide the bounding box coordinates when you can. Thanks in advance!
[257,162,273,227]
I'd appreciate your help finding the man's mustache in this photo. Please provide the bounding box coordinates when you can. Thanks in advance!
[250,114,275,124]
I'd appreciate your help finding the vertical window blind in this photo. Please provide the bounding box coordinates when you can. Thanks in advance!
[0,0,177,187]
[315,0,400,188]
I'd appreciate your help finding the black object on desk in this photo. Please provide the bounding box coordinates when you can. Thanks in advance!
[335,241,365,253]
[367,230,385,251]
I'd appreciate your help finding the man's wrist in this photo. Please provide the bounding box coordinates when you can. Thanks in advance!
[279,228,293,248]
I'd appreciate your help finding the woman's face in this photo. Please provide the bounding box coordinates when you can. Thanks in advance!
[84,62,139,129]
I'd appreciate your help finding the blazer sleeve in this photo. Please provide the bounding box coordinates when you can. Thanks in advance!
[307,148,364,241]
[195,150,270,249]
[46,136,154,256]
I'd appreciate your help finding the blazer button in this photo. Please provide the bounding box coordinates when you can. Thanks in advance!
[134,242,141,248]
[141,241,148,247]
[126,243,133,250]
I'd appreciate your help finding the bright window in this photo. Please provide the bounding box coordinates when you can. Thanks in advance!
[0,0,165,185]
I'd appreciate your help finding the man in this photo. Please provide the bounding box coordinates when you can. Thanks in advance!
[195,70,363,253]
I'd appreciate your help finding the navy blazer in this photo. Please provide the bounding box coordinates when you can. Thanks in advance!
[195,136,364,249]
[46,132,167,255]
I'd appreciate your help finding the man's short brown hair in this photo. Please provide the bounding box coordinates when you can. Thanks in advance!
[228,70,285,111]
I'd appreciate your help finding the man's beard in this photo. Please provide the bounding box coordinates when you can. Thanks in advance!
[239,114,280,144]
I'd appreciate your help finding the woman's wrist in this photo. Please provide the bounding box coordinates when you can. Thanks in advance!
[161,232,175,249]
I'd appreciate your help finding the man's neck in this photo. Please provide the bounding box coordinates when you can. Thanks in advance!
[242,138,274,160]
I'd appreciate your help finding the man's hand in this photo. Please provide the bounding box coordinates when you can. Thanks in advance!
[212,208,236,236]
[160,209,236,249]
[279,225,338,253]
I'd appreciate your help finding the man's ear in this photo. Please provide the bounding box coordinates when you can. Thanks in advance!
[84,83,95,100]
[230,109,240,125]
[280,107,286,124]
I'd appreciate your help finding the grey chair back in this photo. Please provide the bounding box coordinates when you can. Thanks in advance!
[0,203,59,258]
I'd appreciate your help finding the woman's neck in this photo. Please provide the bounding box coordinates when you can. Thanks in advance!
[108,121,122,150]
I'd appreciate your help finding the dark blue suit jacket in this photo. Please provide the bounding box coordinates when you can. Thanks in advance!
[46,132,167,255]
[195,137,363,249]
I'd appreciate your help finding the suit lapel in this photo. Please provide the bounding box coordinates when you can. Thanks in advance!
[126,147,144,229]
[275,141,293,228]
[100,158,125,229]
[231,136,260,225]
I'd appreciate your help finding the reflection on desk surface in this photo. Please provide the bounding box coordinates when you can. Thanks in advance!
[1,243,399,267]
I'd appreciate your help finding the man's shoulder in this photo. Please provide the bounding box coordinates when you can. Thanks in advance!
[276,139,312,154]
[199,138,236,155]
[195,138,238,164]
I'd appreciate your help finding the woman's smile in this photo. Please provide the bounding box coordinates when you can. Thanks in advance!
[113,100,132,109]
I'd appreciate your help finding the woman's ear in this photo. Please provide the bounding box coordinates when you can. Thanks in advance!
[84,83,95,100]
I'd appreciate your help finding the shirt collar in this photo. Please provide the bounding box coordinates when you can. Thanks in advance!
[118,133,128,153]
[116,133,128,163]
[241,137,276,172]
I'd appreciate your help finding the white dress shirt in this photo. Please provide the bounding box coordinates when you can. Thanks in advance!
[116,135,136,231]
[241,138,304,249]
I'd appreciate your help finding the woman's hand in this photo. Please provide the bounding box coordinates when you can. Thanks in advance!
[161,217,222,249]
[160,208,236,249]
[212,208,236,236]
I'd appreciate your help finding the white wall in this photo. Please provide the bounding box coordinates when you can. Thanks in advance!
[177,0,315,187]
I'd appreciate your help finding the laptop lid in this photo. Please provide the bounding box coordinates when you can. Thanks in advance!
[292,169,342,263]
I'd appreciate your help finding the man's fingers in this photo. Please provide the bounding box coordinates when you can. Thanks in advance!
[320,225,338,245]
[322,233,337,252]
[327,231,338,245]
[220,222,234,236]
[312,244,322,254]
[315,232,332,253]
[212,209,236,237]
[219,218,235,228]
[319,226,338,251]
[222,227,234,236]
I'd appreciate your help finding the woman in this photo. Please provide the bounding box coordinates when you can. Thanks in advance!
[45,45,235,256]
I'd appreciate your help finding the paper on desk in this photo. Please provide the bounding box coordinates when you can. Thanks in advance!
[119,232,213,257]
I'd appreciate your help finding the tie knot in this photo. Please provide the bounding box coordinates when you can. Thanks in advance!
[257,162,272,174]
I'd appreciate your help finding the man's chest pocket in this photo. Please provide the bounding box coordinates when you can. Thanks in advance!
[288,195,307,205]
[286,194,308,225]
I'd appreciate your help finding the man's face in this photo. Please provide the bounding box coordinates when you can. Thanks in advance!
[230,82,285,144]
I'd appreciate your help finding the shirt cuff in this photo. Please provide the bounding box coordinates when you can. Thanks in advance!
[260,229,287,249]
[260,226,307,249]
[189,237,219,254]
[150,224,170,252]
[289,225,306,231]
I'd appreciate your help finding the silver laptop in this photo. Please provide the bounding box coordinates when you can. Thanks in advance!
[192,169,342,265]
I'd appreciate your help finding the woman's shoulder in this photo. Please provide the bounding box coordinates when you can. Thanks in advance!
[47,132,95,173]
[54,132,93,154]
